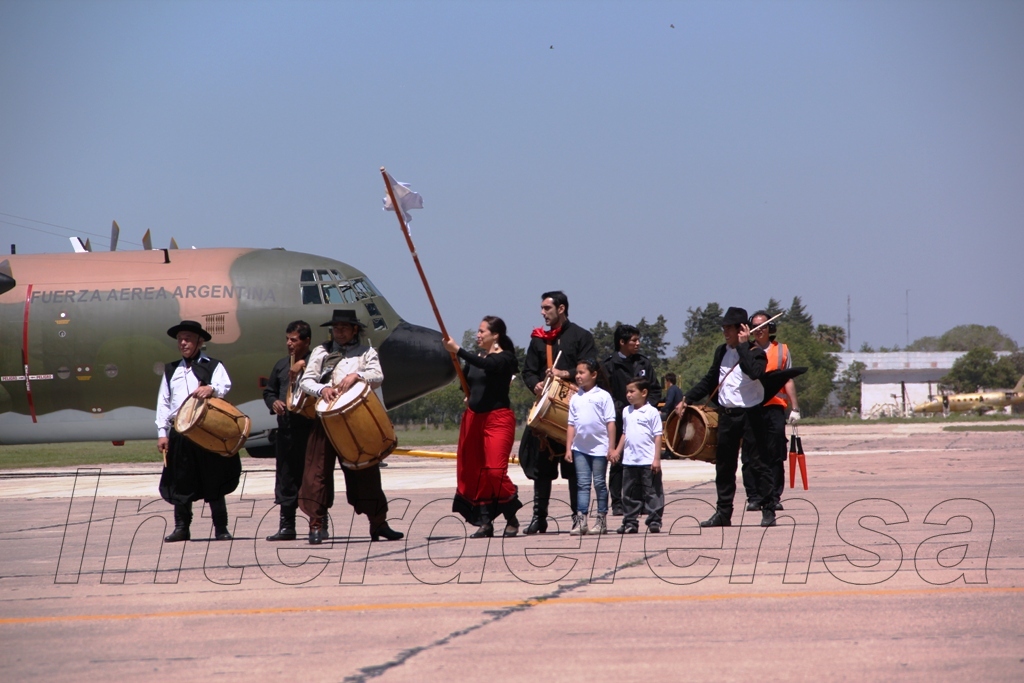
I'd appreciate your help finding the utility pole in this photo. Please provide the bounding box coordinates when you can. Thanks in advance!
[847,295,852,352]
[905,289,910,348]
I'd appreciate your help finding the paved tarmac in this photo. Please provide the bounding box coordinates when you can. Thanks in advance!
[1,421,1022,682]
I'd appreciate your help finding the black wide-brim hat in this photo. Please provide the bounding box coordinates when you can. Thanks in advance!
[320,309,366,328]
[167,320,212,342]
[722,307,749,327]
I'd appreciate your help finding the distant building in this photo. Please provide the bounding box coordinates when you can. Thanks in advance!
[833,352,1011,418]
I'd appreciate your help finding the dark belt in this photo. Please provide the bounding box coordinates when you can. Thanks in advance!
[719,406,751,417]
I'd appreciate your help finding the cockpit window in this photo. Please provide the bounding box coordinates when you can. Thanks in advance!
[300,269,381,306]
[302,285,323,305]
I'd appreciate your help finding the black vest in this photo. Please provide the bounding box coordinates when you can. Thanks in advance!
[164,356,222,387]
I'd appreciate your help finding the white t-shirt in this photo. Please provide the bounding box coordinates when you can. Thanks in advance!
[621,403,663,466]
[568,385,616,456]
[717,346,764,408]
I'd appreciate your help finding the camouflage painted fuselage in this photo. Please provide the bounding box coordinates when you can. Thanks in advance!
[0,248,454,445]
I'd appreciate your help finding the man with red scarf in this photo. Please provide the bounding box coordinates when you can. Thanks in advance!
[519,291,597,534]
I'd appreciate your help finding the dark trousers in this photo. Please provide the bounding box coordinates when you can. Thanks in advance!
[609,460,624,512]
[274,416,313,509]
[714,407,773,518]
[621,465,663,528]
[298,423,389,524]
[740,405,786,505]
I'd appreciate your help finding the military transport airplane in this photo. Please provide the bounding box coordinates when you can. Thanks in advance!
[0,240,455,453]
[913,376,1024,416]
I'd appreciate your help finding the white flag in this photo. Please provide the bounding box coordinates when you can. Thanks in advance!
[382,172,424,223]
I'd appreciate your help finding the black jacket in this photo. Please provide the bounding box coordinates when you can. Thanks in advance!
[521,321,597,392]
[685,342,768,408]
[263,353,314,430]
[602,352,662,434]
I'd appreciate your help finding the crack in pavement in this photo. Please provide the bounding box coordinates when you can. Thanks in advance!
[340,554,650,683]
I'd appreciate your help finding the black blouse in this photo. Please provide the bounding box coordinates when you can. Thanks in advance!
[458,348,518,413]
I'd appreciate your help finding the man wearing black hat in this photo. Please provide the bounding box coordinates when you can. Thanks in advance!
[297,309,403,544]
[156,320,240,542]
[675,307,778,528]
[262,320,314,541]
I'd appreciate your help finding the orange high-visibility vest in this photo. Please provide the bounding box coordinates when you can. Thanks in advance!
[764,341,790,408]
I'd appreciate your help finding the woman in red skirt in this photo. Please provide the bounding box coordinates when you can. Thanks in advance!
[443,316,523,537]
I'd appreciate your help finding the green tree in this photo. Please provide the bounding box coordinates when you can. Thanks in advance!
[859,342,875,352]
[637,315,669,372]
[837,361,865,414]
[764,298,784,318]
[905,335,940,351]
[590,320,618,361]
[937,325,1017,352]
[943,348,1024,393]
[772,320,838,417]
[786,296,814,332]
[682,303,723,345]
[815,324,846,351]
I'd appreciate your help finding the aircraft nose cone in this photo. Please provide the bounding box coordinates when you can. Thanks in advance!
[377,321,456,408]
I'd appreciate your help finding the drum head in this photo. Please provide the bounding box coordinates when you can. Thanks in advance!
[316,381,369,415]
[528,393,550,425]
[678,406,708,456]
[174,395,205,433]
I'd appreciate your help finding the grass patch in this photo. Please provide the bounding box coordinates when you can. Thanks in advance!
[1,426,530,469]
[942,425,1024,432]
[0,441,161,469]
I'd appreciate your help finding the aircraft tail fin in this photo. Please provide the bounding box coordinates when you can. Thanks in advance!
[70,237,88,253]
[169,237,179,249]
[142,229,152,251]
[83,238,92,252]
[110,221,120,251]
[1015,375,1024,393]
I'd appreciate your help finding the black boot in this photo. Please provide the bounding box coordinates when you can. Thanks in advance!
[308,517,325,545]
[525,479,550,535]
[369,513,403,541]
[165,503,192,542]
[266,505,297,541]
[209,498,232,540]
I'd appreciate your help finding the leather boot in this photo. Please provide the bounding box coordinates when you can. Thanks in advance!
[308,517,325,545]
[369,513,403,541]
[525,479,550,535]
[209,498,232,540]
[266,505,297,541]
[165,503,192,542]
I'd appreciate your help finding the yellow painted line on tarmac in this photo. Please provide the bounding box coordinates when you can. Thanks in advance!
[2,585,1021,626]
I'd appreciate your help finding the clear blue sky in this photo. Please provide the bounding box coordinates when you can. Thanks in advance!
[2,0,1022,351]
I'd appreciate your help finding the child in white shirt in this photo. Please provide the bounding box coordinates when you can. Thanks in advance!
[565,359,616,535]
[610,377,664,533]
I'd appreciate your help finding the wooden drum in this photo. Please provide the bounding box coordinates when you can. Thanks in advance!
[174,396,251,457]
[316,381,397,470]
[664,405,718,463]
[286,380,317,420]
[526,377,576,445]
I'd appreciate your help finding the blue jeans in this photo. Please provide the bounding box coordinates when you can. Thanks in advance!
[573,450,609,515]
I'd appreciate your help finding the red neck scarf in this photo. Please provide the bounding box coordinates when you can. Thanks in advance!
[531,325,562,341]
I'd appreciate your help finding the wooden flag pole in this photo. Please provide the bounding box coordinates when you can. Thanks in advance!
[380,167,470,397]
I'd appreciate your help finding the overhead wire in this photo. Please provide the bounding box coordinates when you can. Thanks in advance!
[0,211,144,248]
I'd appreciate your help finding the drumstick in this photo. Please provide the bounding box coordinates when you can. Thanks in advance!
[541,350,564,395]
[748,312,785,335]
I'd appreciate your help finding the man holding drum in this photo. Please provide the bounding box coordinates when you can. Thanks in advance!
[262,320,314,541]
[298,309,403,545]
[519,291,597,534]
[674,307,778,528]
[157,320,241,542]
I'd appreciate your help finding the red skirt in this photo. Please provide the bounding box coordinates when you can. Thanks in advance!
[452,407,521,524]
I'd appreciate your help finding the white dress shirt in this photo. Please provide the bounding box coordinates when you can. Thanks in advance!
[717,346,764,408]
[155,356,231,437]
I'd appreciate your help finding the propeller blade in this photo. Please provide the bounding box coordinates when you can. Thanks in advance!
[84,238,92,252]
[142,229,152,251]
[169,237,179,249]
[110,221,120,251]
